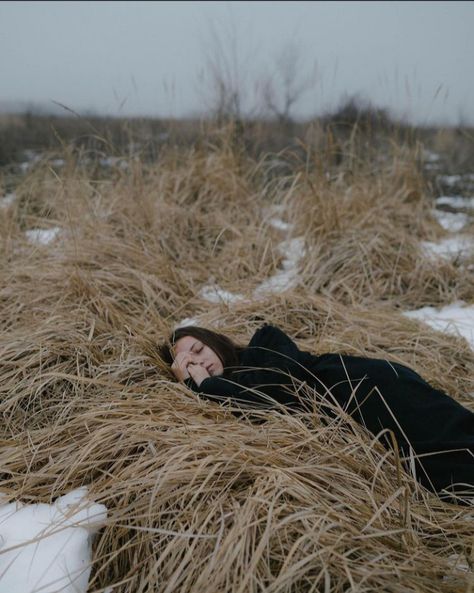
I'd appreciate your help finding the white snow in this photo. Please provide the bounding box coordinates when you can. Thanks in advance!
[254,236,305,296]
[269,218,291,231]
[432,210,469,233]
[199,230,305,304]
[18,150,41,173]
[404,302,474,350]
[0,193,16,209]
[176,317,198,328]
[25,227,61,245]
[437,174,474,187]
[199,285,245,305]
[0,487,107,593]
[99,156,129,170]
[264,204,293,232]
[421,236,473,260]
[422,149,441,163]
[435,195,474,210]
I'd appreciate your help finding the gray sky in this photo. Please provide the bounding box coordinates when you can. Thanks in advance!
[1,1,473,125]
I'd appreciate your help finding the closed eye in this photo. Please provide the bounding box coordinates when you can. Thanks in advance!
[191,341,203,354]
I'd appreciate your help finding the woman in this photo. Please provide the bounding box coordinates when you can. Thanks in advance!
[160,324,474,503]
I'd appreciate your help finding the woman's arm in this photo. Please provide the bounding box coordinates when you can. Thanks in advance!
[191,372,303,411]
[188,325,309,412]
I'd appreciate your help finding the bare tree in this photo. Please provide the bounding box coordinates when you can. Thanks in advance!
[197,15,258,122]
[261,43,318,125]
[197,15,317,126]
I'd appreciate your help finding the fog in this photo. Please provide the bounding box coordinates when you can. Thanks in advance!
[1,1,473,125]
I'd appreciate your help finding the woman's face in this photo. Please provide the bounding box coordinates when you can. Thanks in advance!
[173,336,224,377]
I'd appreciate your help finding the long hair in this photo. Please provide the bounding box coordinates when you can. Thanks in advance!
[159,326,243,372]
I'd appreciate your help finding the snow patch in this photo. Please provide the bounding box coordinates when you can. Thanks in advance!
[421,236,473,260]
[18,150,41,173]
[254,237,305,296]
[269,218,291,231]
[25,227,61,245]
[199,285,245,305]
[0,192,16,209]
[432,210,469,233]
[437,174,474,186]
[422,149,441,163]
[176,317,198,328]
[199,236,306,304]
[404,301,474,350]
[99,156,129,170]
[264,204,293,232]
[0,486,107,593]
[435,195,474,210]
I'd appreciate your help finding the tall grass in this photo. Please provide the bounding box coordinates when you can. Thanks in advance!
[0,121,472,592]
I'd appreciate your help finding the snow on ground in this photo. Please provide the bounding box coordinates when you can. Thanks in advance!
[18,150,42,173]
[423,150,441,171]
[199,206,305,308]
[199,284,245,305]
[99,156,129,169]
[176,317,198,328]
[199,236,306,307]
[184,186,473,352]
[0,487,107,593]
[437,173,474,187]
[264,204,293,232]
[426,185,473,259]
[423,149,441,163]
[421,236,473,260]
[435,195,474,210]
[432,210,469,233]
[25,227,61,245]
[404,302,474,350]
[254,237,305,297]
[269,218,291,231]
[0,192,16,209]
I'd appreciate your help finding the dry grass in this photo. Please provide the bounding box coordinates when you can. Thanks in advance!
[0,125,473,592]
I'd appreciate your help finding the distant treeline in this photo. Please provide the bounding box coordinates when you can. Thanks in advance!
[0,97,472,171]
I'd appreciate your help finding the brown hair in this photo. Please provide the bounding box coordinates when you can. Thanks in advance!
[159,326,243,371]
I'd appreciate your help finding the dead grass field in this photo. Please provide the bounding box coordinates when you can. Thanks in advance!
[0,118,473,592]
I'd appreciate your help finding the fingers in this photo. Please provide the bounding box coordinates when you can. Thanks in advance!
[187,363,211,387]
[171,352,199,382]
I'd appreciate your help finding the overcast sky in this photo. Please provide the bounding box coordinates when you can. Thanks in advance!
[1,1,473,125]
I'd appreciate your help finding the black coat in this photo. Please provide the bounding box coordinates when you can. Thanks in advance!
[188,325,474,499]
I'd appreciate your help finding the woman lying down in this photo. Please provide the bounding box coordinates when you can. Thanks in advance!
[160,324,474,505]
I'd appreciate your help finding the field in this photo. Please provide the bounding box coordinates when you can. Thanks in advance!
[0,111,473,592]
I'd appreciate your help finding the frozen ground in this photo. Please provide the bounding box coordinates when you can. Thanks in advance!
[25,227,62,245]
[3,150,474,589]
[424,187,473,260]
[0,192,16,209]
[0,487,108,593]
[421,235,473,260]
[404,302,474,351]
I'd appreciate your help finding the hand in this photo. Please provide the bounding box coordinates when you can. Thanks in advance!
[187,363,211,387]
[171,351,199,382]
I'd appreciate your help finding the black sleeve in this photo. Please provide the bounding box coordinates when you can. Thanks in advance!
[187,325,310,413]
